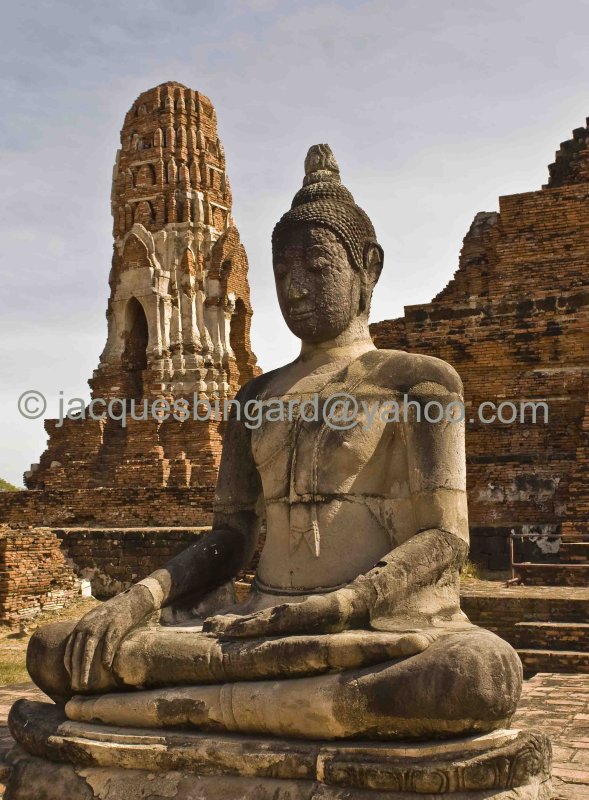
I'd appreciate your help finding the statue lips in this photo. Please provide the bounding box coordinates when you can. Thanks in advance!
[285,308,321,339]
[289,309,315,319]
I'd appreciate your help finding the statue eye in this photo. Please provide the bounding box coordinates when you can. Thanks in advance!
[307,246,330,270]
[274,262,289,278]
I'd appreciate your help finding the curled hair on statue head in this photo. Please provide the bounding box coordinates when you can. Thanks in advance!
[272,144,382,289]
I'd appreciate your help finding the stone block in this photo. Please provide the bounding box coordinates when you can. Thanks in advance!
[5,701,552,799]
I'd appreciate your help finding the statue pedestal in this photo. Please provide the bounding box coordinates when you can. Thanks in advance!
[5,700,552,799]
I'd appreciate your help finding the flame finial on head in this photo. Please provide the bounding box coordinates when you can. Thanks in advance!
[272,142,379,274]
[303,144,340,186]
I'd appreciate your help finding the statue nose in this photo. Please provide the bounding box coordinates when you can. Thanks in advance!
[289,285,309,302]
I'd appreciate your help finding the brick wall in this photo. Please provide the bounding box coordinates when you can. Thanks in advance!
[0,526,79,624]
[55,527,210,598]
[371,121,589,569]
[0,486,214,528]
[0,524,215,623]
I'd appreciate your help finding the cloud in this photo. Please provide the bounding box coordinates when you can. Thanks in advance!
[2,0,589,483]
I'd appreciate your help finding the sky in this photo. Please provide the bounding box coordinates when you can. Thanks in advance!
[2,0,589,486]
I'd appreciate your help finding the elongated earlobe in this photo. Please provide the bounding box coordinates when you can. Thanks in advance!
[359,243,384,314]
[359,270,369,314]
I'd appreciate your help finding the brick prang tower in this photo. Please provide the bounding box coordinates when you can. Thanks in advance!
[26,82,259,493]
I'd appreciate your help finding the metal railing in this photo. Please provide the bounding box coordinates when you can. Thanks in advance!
[508,530,589,586]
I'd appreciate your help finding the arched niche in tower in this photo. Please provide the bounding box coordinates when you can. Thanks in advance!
[122,297,149,400]
[212,207,225,230]
[183,248,196,273]
[121,232,151,271]
[189,161,199,186]
[176,125,187,148]
[230,298,249,386]
[115,206,126,237]
[136,163,156,187]
[135,200,155,227]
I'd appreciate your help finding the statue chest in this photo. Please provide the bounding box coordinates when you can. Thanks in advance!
[248,390,414,579]
[250,394,410,501]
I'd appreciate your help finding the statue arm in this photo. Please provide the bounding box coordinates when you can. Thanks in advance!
[348,528,468,624]
[205,526,467,638]
[65,384,262,689]
[134,511,259,611]
[134,387,263,609]
[359,375,469,619]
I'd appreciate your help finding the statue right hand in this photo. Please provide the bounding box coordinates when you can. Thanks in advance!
[203,585,370,638]
[64,585,155,692]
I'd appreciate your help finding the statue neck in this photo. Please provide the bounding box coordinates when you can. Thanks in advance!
[299,317,375,364]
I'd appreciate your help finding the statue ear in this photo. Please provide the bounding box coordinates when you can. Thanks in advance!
[359,242,383,314]
[359,242,384,313]
[364,242,384,285]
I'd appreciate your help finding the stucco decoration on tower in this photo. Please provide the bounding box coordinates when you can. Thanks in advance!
[96,81,257,402]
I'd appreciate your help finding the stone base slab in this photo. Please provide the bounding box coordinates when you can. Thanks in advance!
[4,753,553,800]
[5,700,552,799]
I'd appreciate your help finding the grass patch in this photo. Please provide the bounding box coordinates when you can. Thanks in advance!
[0,642,29,686]
[0,598,100,687]
[0,477,20,491]
[460,560,481,580]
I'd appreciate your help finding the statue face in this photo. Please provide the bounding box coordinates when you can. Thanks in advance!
[273,224,361,342]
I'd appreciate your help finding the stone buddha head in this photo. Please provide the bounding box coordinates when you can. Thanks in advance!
[272,144,384,344]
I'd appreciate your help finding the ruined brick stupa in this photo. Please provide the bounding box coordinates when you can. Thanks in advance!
[25,82,259,500]
[371,118,589,572]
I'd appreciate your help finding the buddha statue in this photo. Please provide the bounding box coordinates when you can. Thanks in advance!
[7,145,551,799]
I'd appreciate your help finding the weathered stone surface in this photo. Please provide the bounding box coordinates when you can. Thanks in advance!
[6,701,551,798]
[4,754,554,800]
[6,673,583,799]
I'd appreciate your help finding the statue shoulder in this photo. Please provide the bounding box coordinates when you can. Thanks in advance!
[234,369,281,403]
[368,349,463,397]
